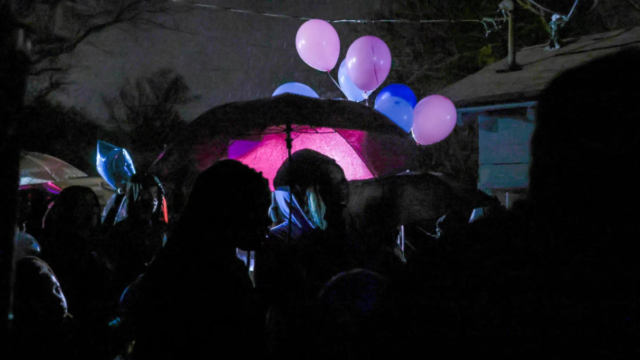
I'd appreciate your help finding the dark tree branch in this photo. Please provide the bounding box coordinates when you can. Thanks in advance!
[31,1,146,64]
[624,0,640,11]
[405,54,461,84]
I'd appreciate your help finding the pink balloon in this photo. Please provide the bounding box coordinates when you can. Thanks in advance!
[345,36,392,92]
[296,19,340,71]
[412,95,457,145]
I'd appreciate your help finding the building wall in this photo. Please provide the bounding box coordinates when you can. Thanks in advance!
[475,108,536,207]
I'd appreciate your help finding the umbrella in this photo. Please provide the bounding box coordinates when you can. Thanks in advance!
[164,93,416,189]
[348,171,496,229]
[19,152,87,186]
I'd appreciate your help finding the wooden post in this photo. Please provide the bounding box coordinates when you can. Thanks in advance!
[499,0,520,71]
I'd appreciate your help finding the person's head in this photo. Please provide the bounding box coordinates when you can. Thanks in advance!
[13,256,67,327]
[176,160,271,251]
[530,48,640,219]
[273,149,349,229]
[126,173,164,222]
[44,186,100,239]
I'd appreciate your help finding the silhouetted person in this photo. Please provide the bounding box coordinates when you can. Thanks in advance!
[263,149,354,294]
[131,160,271,360]
[11,256,97,360]
[256,149,356,358]
[393,49,640,357]
[107,173,167,292]
[41,186,115,329]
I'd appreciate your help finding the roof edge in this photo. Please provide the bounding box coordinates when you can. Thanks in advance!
[458,100,537,114]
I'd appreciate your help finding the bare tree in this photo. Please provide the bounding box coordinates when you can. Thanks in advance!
[16,0,183,101]
[104,68,199,169]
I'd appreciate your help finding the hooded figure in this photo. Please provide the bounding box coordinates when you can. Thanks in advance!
[273,149,350,233]
[256,149,356,358]
[257,150,354,297]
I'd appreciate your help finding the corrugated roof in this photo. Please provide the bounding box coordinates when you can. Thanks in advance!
[440,27,640,108]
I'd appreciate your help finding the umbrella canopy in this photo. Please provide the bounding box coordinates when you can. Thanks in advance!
[180,93,409,140]
[19,152,87,186]
[163,94,416,181]
[348,172,496,229]
[157,94,417,215]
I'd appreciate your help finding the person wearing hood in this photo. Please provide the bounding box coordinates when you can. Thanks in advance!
[255,149,356,358]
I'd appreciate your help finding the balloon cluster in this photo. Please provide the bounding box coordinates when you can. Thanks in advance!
[280,19,458,145]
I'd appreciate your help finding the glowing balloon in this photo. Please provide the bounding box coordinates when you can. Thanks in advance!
[96,140,136,190]
[412,95,457,145]
[374,96,414,133]
[338,59,372,101]
[376,84,417,108]
[273,82,319,98]
[296,19,340,71]
[345,36,392,92]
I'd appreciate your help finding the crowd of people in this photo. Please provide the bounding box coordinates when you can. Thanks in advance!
[8,49,640,359]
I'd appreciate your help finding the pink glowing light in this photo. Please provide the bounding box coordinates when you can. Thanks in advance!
[19,182,62,194]
[44,182,63,194]
[228,126,375,190]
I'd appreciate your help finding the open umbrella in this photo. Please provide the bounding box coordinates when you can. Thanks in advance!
[349,171,496,228]
[348,171,498,259]
[163,93,417,189]
[19,152,87,186]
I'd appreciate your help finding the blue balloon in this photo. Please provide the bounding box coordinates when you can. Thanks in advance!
[273,82,319,98]
[96,140,136,190]
[338,59,372,102]
[374,96,414,133]
[376,84,417,108]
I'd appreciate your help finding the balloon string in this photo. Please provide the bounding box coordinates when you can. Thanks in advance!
[362,92,369,106]
[327,71,342,92]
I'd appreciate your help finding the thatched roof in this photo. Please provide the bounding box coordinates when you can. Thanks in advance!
[440,27,640,109]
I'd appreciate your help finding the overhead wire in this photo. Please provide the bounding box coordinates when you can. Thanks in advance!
[170,1,507,37]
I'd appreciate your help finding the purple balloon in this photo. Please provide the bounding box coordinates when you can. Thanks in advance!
[296,19,340,71]
[412,95,457,145]
[345,36,392,92]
